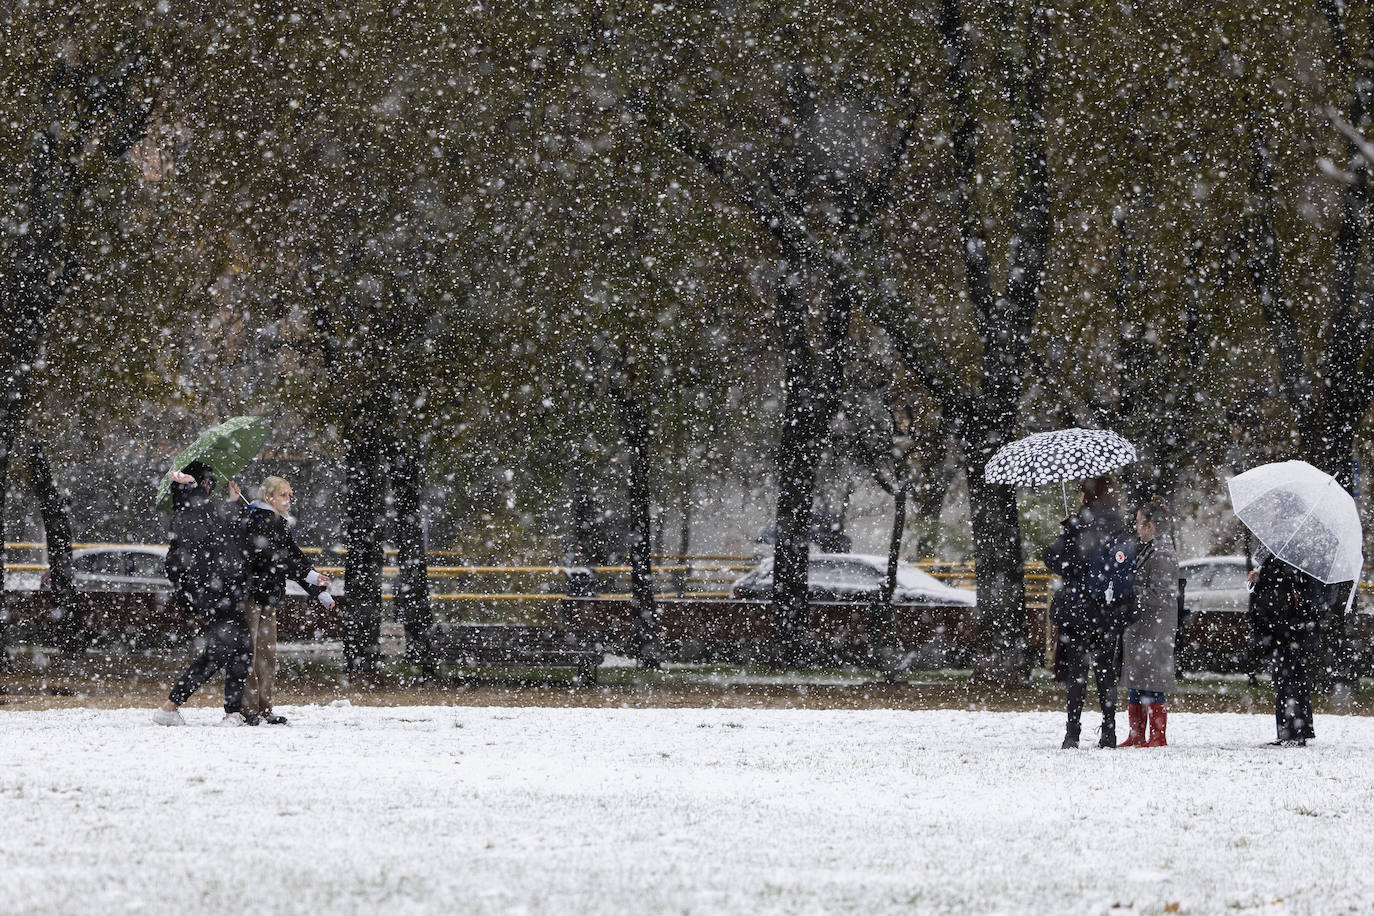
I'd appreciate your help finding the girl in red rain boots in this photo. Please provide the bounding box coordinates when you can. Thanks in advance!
[1119,497,1178,748]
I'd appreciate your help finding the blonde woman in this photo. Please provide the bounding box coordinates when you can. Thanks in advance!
[240,476,334,725]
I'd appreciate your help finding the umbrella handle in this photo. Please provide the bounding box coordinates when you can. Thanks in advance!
[225,477,251,505]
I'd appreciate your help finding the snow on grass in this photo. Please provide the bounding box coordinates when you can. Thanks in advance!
[2,704,1373,914]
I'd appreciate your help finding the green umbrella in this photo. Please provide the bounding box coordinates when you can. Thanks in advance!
[154,416,271,512]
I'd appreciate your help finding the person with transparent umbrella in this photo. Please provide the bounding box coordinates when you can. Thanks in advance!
[1247,556,1321,746]
[1228,460,1364,747]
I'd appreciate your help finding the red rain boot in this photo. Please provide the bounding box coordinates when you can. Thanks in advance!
[1118,703,1146,747]
[1143,702,1168,747]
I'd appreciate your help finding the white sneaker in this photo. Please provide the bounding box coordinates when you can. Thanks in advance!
[152,707,186,727]
[218,712,247,727]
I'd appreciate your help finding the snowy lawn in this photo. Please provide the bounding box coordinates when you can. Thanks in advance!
[2,704,1373,915]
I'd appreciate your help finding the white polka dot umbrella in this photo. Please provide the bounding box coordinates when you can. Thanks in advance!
[984,428,1138,510]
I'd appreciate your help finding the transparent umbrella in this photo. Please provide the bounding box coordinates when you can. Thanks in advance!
[1227,460,1363,603]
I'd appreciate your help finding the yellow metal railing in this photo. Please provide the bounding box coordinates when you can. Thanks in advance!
[0,546,1100,610]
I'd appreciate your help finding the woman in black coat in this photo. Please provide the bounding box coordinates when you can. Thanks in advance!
[238,476,332,726]
[1043,475,1130,749]
[152,461,253,727]
[1248,556,1319,746]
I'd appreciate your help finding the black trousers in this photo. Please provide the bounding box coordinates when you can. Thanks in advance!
[169,614,252,713]
[1271,628,1317,741]
[1059,626,1122,731]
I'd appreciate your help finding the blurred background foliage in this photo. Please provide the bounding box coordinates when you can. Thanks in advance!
[4,0,1374,564]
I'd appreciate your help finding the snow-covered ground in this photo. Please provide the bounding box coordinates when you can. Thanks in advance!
[3,704,1373,915]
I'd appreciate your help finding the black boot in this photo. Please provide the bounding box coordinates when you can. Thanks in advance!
[1062,721,1080,749]
[1097,718,1116,749]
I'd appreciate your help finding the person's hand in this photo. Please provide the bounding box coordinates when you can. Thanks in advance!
[169,469,194,485]
[227,480,242,502]
[1247,568,1260,585]
[307,570,332,588]
[317,573,332,588]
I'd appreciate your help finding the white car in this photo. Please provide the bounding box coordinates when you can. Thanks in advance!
[3,566,46,592]
[60,546,175,593]
[1178,555,1251,613]
[42,545,343,596]
[729,553,976,606]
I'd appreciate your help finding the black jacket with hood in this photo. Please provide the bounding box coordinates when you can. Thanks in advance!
[242,500,325,606]
[1043,505,1129,634]
[1251,557,1321,651]
[164,463,248,620]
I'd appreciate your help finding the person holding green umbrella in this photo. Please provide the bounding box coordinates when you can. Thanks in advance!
[148,415,268,727]
[152,461,254,726]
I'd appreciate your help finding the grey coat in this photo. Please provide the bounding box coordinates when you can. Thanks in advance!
[1121,538,1179,692]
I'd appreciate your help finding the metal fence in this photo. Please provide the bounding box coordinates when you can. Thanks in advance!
[2,542,1042,604]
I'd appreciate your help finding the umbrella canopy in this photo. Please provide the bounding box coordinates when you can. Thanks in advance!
[984,428,1137,487]
[1227,460,1363,585]
[154,416,271,512]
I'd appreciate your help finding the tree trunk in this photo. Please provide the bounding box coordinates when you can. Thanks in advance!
[872,484,906,660]
[966,442,1030,686]
[1307,155,1373,491]
[0,333,37,670]
[771,282,825,666]
[674,477,691,597]
[772,384,820,665]
[938,0,1043,688]
[343,412,384,676]
[909,436,956,559]
[567,460,608,566]
[389,437,434,674]
[0,358,16,670]
[614,385,659,664]
[1307,404,1361,490]
[1310,5,1374,494]
[29,438,82,653]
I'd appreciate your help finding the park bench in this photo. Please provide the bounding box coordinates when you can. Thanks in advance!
[557,596,1004,668]
[0,590,343,650]
[429,624,605,684]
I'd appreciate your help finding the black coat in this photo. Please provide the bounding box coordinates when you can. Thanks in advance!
[1043,505,1129,634]
[242,502,323,606]
[1251,558,1321,652]
[164,484,247,620]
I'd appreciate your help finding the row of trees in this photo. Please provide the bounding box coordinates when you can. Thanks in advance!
[5,1,1374,682]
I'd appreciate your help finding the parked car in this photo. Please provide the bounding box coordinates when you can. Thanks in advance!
[3,566,45,592]
[47,546,175,593]
[1175,555,1255,673]
[1178,555,1251,614]
[729,553,976,606]
[41,545,343,596]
